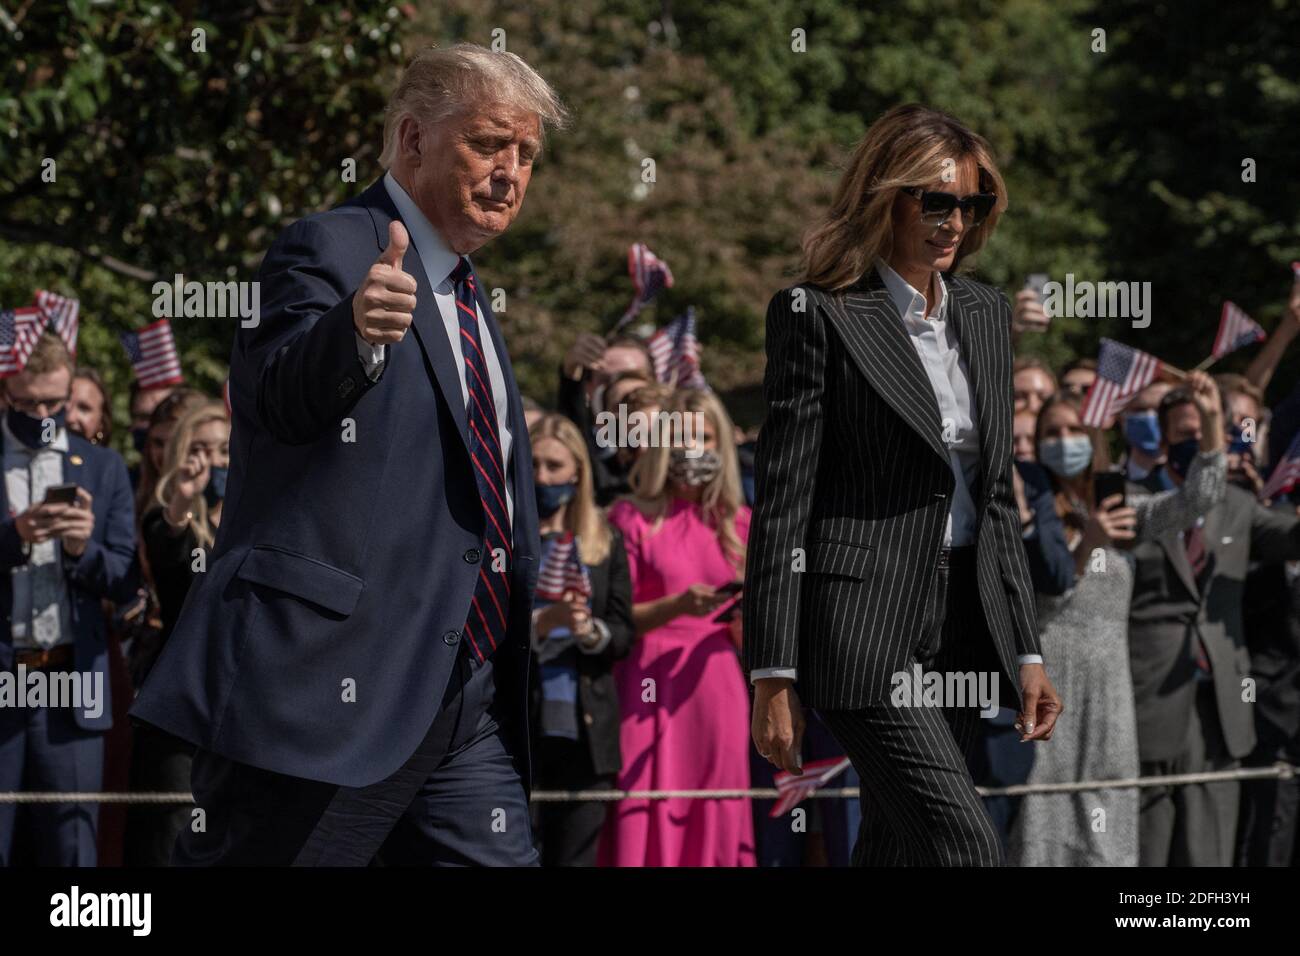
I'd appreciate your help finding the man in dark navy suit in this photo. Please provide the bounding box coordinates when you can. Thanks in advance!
[0,331,139,865]
[131,44,568,865]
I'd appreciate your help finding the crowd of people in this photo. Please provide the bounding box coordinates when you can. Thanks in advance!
[2,270,1299,868]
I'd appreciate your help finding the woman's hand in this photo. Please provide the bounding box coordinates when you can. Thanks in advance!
[536,594,592,637]
[675,583,729,618]
[752,677,804,775]
[1081,493,1136,551]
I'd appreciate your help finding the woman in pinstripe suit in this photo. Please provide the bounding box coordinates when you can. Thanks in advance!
[742,104,1063,866]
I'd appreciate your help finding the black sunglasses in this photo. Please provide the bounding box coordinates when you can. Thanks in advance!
[901,187,997,227]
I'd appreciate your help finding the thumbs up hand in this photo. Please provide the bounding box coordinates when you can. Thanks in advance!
[353,220,418,345]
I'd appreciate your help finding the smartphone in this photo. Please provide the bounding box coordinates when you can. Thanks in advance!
[43,483,80,505]
[713,598,742,623]
[1025,273,1049,300]
[1094,471,1127,508]
[714,581,743,597]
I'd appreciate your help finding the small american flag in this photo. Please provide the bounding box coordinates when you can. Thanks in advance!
[770,756,852,818]
[610,242,674,336]
[0,306,45,377]
[1080,338,1161,427]
[33,290,80,356]
[648,307,708,390]
[1211,301,1266,359]
[535,532,592,603]
[120,318,183,388]
[1262,430,1300,502]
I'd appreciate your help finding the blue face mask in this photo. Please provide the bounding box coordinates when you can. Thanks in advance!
[1165,438,1200,480]
[204,465,228,506]
[1124,411,1162,455]
[1038,435,1093,478]
[6,408,65,450]
[535,481,576,518]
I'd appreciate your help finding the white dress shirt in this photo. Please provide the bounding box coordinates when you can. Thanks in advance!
[352,171,515,531]
[751,261,1041,682]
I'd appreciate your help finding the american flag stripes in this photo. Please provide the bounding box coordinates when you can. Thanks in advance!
[1080,338,1161,427]
[33,290,80,356]
[610,242,674,336]
[0,307,46,377]
[1211,301,1266,359]
[1263,430,1300,502]
[769,756,852,818]
[648,307,708,390]
[120,318,184,388]
[535,532,592,604]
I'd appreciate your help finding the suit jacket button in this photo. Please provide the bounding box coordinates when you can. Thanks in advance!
[442,630,460,646]
[464,548,481,563]
[583,713,594,726]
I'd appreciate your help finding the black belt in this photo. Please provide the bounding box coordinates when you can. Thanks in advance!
[936,545,977,569]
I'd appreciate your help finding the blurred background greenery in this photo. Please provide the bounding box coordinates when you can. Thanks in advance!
[2,0,1298,453]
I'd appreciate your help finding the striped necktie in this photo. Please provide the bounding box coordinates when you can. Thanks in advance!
[450,256,511,665]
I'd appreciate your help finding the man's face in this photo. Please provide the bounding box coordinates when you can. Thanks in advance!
[1013,411,1037,462]
[131,386,174,431]
[1014,368,1055,415]
[1161,402,1201,484]
[400,103,541,254]
[602,345,652,383]
[6,368,72,420]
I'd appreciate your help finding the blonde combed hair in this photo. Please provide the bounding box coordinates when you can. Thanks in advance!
[800,104,1008,291]
[154,400,230,551]
[626,389,746,573]
[380,43,570,168]
[529,413,611,566]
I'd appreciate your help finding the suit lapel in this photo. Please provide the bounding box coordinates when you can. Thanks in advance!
[946,280,998,504]
[362,181,470,451]
[825,267,949,468]
[1159,525,1201,602]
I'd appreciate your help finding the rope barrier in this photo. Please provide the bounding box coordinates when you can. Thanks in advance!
[1,762,1293,803]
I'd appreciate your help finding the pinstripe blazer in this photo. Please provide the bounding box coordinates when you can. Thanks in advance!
[741,265,1042,710]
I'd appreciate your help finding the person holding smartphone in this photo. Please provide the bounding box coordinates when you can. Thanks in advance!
[1008,373,1226,866]
[599,387,753,866]
[0,331,138,867]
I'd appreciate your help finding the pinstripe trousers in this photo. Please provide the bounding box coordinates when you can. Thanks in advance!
[817,546,1005,866]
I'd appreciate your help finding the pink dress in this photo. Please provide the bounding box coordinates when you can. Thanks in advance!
[597,496,756,867]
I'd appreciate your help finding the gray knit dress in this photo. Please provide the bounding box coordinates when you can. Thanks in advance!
[1009,449,1226,867]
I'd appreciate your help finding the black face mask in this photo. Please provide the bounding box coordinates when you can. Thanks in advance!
[131,426,149,453]
[535,481,577,518]
[6,408,65,449]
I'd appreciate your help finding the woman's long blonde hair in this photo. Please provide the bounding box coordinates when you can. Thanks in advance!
[155,400,230,550]
[626,388,746,573]
[529,413,612,566]
[800,104,1008,291]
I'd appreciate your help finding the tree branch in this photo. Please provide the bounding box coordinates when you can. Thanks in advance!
[0,220,158,283]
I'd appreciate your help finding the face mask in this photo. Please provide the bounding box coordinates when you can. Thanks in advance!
[131,426,149,453]
[535,481,576,518]
[6,408,65,450]
[1165,438,1199,480]
[204,465,229,506]
[1124,411,1161,455]
[1038,435,1092,478]
[668,448,721,487]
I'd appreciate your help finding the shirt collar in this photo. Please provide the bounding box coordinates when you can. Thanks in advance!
[383,170,461,289]
[874,258,947,323]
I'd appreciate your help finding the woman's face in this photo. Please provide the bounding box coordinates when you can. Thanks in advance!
[532,435,578,485]
[1038,403,1087,444]
[67,377,106,443]
[148,421,175,474]
[189,419,230,471]
[677,410,718,455]
[889,158,978,278]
